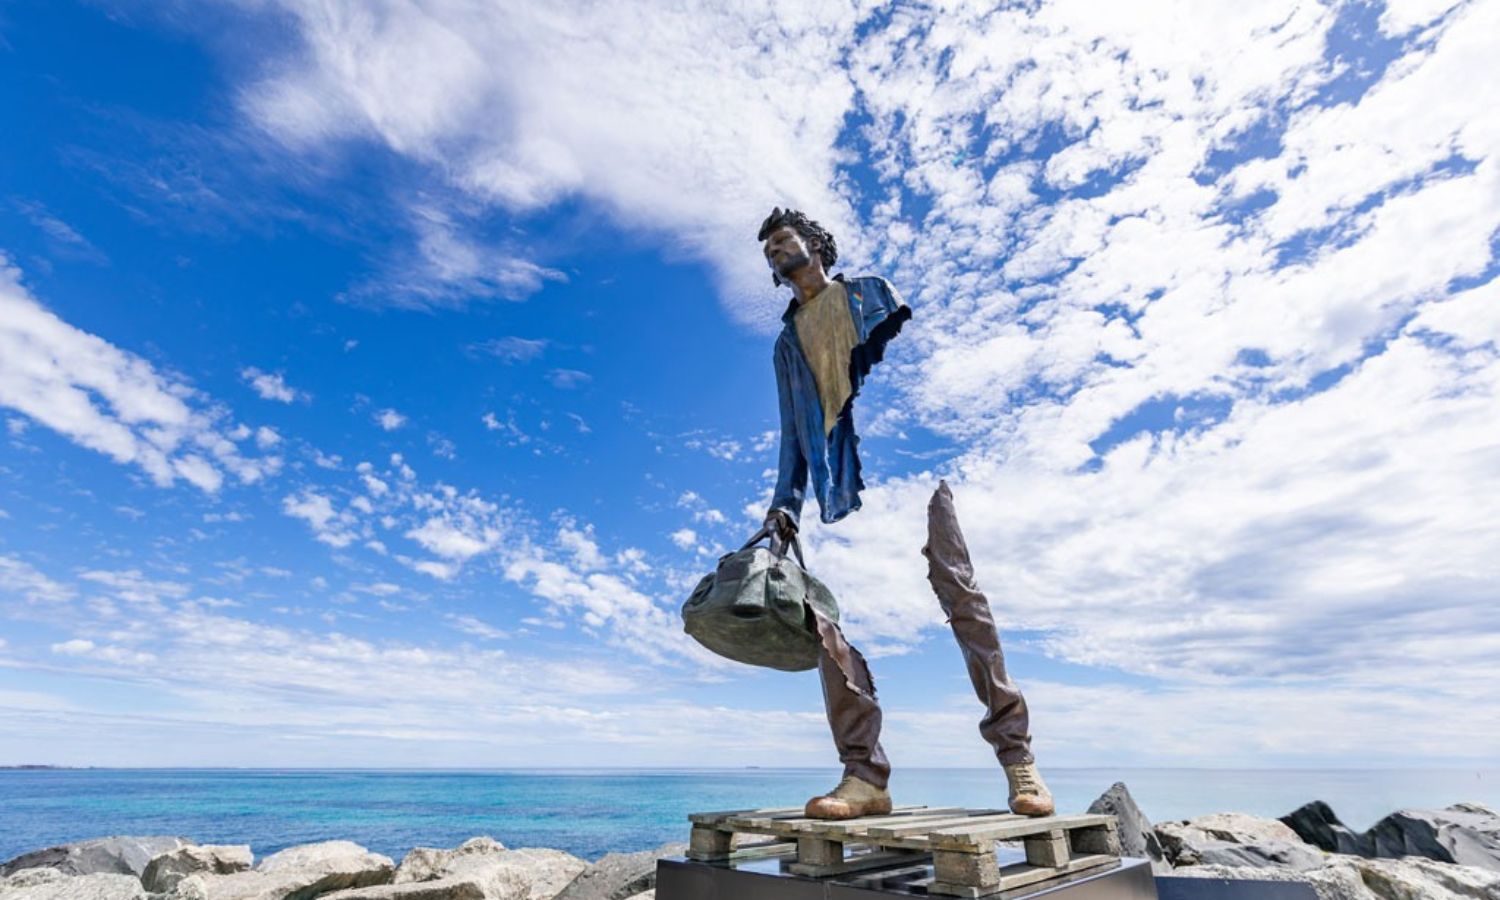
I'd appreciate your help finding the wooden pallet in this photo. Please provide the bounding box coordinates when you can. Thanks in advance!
[687,805,1121,898]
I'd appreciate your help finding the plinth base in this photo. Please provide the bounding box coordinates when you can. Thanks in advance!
[657,850,1158,900]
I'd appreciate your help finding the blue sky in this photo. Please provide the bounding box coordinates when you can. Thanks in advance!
[1,0,1497,769]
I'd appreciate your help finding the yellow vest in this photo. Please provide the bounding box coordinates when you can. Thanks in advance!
[794,281,859,436]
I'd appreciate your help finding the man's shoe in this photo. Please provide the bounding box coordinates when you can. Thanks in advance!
[1005,762,1055,817]
[804,774,893,820]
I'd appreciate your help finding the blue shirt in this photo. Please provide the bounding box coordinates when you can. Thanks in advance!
[770,274,911,527]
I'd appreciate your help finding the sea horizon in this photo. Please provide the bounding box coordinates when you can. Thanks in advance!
[3,766,1494,864]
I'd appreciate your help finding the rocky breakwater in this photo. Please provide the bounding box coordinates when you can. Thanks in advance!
[1093,781,1500,900]
[0,836,685,900]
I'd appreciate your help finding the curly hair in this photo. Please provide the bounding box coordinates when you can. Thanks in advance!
[757,207,839,275]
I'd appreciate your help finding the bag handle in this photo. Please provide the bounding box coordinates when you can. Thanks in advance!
[741,525,807,569]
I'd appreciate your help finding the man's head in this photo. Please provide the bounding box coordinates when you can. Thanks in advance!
[758,207,838,287]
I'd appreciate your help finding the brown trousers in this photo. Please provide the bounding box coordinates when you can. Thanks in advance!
[817,481,1033,787]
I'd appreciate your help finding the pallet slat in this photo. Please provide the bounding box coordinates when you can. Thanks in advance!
[926,813,1116,850]
[686,805,1121,898]
[785,848,930,878]
[864,810,1017,838]
[802,807,974,837]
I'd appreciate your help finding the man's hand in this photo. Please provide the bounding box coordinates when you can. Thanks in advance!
[763,508,797,558]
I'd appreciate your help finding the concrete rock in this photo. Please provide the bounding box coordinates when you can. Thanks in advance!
[1173,812,1305,846]
[391,840,583,900]
[0,873,145,900]
[1,869,68,890]
[1,838,192,878]
[1157,813,1321,870]
[551,844,685,900]
[394,840,506,885]
[1367,806,1500,872]
[1282,801,1500,872]
[1086,783,1166,870]
[1282,801,1372,856]
[1160,855,1500,900]
[319,880,485,900]
[144,846,253,892]
[167,841,393,900]
[255,842,393,880]
[1195,840,1329,872]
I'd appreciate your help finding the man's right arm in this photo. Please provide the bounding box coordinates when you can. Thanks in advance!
[767,339,807,547]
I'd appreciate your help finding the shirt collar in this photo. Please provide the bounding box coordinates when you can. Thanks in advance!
[780,272,846,325]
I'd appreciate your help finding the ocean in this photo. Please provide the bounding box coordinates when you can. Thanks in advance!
[1,768,1494,863]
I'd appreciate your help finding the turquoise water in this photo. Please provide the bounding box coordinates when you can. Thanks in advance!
[1,768,1494,863]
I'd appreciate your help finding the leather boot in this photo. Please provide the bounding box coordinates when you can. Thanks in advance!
[805,774,893,820]
[1005,761,1055,817]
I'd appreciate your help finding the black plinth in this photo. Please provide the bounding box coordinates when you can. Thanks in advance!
[656,851,1158,900]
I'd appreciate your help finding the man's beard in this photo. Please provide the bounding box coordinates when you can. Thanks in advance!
[775,251,812,285]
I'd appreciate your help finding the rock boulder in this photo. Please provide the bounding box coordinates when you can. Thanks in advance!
[143,845,254,892]
[390,839,584,900]
[1,869,68,891]
[551,843,686,900]
[319,881,485,900]
[1282,801,1500,872]
[0,873,146,900]
[1367,805,1500,871]
[394,839,506,885]
[168,841,393,900]
[1157,813,1326,871]
[1160,854,1500,900]
[1086,782,1166,870]
[1,837,191,878]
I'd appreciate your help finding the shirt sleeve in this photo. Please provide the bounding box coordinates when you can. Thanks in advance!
[770,337,808,528]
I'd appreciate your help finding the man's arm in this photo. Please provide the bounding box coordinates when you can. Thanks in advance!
[766,340,807,550]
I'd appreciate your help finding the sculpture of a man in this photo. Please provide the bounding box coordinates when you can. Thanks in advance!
[754,208,1053,820]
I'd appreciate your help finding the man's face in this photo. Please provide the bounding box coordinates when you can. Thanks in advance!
[763,226,817,282]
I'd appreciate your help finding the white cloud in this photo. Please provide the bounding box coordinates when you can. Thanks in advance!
[445,613,508,641]
[405,517,498,560]
[547,369,591,390]
[343,204,565,310]
[282,490,360,548]
[375,408,407,431]
[238,0,863,329]
[557,524,607,571]
[0,555,75,605]
[468,336,548,363]
[240,367,306,403]
[669,528,697,551]
[0,257,277,491]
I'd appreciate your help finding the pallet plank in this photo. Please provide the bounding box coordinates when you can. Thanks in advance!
[688,806,803,825]
[723,804,933,832]
[927,813,1116,850]
[864,811,1017,838]
[802,808,974,837]
[929,854,1117,898]
[786,848,930,878]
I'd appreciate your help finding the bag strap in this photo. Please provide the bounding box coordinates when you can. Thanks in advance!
[741,526,807,569]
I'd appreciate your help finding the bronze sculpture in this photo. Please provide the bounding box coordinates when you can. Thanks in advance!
[749,208,1052,819]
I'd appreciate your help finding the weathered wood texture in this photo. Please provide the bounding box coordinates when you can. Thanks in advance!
[686,806,1122,897]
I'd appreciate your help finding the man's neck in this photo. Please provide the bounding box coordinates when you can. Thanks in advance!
[789,268,832,305]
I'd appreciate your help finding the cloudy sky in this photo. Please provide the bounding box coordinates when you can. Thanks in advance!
[1,0,1497,770]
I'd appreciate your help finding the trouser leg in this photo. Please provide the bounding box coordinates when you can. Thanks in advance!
[814,612,891,789]
[923,481,1034,766]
